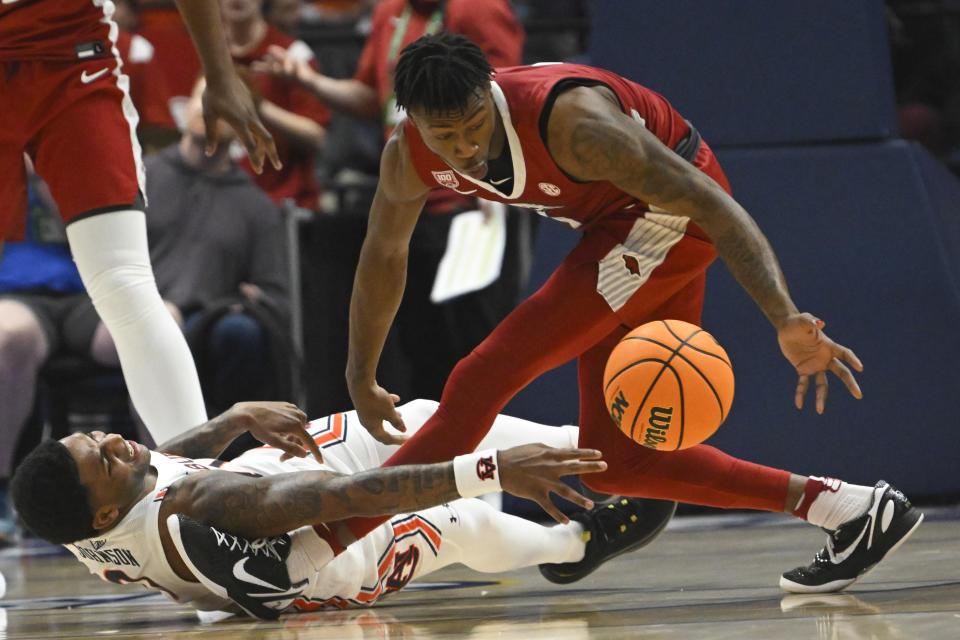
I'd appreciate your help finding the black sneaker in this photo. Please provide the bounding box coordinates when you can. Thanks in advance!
[166,514,308,620]
[539,497,676,584]
[780,481,923,593]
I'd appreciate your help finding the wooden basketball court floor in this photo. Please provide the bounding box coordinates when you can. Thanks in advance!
[1,506,957,639]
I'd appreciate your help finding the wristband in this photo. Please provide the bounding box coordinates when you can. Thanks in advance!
[453,449,502,498]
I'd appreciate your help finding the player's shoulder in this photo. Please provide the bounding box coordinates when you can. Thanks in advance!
[379,126,428,202]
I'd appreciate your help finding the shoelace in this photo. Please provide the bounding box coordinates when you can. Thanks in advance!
[593,501,640,540]
[211,528,287,561]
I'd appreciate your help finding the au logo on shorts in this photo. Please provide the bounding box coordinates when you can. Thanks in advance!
[538,182,561,196]
[432,170,460,189]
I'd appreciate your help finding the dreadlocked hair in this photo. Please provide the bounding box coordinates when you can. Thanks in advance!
[11,440,97,544]
[394,32,494,115]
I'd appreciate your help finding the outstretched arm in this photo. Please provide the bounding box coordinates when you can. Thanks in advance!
[158,402,322,462]
[252,45,381,119]
[172,0,280,173]
[546,86,862,412]
[346,132,429,441]
[159,444,606,540]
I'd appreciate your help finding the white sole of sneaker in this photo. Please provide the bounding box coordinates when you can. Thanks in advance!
[778,512,925,594]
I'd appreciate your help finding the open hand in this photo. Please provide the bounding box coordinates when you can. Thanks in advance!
[777,313,863,413]
[498,444,607,524]
[202,72,281,174]
[351,384,409,446]
[228,401,322,462]
[251,44,315,86]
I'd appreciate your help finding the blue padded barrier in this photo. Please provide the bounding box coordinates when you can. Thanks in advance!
[588,0,898,147]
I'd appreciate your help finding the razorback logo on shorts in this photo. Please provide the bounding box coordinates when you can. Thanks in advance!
[476,455,497,481]
[432,170,460,189]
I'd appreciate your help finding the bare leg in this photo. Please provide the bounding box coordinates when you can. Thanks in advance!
[0,300,49,478]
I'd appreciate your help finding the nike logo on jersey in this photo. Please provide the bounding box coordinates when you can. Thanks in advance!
[489,176,512,185]
[81,68,110,84]
[232,558,305,600]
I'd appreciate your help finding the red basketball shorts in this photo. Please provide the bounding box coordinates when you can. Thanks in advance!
[0,57,144,241]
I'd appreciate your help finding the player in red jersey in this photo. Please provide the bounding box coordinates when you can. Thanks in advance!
[0,0,280,443]
[342,33,923,593]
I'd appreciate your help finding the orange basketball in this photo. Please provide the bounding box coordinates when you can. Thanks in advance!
[602,319,734,450]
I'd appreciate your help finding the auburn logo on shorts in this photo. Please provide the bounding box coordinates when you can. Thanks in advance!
[476,455,497,481]
[385,546,420,592]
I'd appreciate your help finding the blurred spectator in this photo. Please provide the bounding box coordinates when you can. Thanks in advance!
[886,1,960,167]
[0,160,90,544]
[113,0,180,152]
[223,0,331,208]
[256,0,534,402]
[84,79,293,420]
[264,0,305,35]
[135,1,203,128]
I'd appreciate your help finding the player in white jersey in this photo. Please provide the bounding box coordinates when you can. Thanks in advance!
[12,400,673,619]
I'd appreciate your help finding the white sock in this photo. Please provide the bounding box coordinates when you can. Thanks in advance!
[67,210,207,442]
[804,477,875,530]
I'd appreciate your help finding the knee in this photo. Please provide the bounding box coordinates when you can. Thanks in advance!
[0,308,47,371]
[209,313,265,356]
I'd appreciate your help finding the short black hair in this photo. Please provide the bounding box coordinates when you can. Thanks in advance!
[11,440,97,544]
[394,32,494,115]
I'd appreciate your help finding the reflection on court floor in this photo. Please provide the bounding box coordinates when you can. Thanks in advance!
[1,509,957,639]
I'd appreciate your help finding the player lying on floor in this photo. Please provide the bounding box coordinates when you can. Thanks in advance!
[11,400,674,619]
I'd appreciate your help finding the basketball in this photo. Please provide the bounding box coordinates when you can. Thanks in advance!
[603,319,734,450]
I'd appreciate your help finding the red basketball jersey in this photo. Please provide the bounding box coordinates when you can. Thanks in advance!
[404,63,695,231]
[0,0,116,61]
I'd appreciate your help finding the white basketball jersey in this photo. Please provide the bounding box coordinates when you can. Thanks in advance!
[66,451,232,611]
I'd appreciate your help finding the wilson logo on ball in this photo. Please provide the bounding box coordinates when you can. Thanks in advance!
[602,319,734,451]
[609,389,630,427]
[643,406,674,448]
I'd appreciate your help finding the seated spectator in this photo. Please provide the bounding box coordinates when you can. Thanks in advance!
[113,0,181,152]
[0,159,93,544]
[223,0,330,208]
[132,1,203,129]
[83,79,293,422]
[263,0,305,35]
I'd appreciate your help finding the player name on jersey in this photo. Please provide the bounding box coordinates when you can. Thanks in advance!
[72,542,141,567]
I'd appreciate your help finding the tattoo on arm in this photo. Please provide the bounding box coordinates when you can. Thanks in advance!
[171,463,459,538]
[569,120,702,206]
[712,218,792,325]
[158,414,242,460]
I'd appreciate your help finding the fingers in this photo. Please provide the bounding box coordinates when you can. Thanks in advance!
[373,427,409,446]
[795,374,809,410]
[235,120,263,171]
[202,112,220,156]
[387,410,407,433]
[551,483,595,511]
[837,345,864,372]
[554,447,603,461]
[828,357,862,400]
[536,495,570,525]
[302,430,323,462]
[814,370,828,415]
